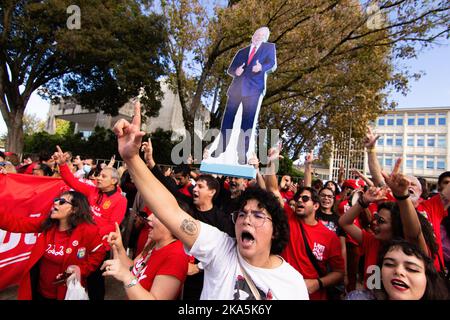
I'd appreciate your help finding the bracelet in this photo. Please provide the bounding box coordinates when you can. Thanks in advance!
[317,278,324,290]
[124,277,138,289]
[357,195,369,208]
[367,147,376,153]
[393,193,409,201]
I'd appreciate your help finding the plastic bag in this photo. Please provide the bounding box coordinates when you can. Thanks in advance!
[64,265,89,300]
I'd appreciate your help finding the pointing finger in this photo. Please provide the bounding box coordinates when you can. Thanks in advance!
[392,158,402,175]
[56,145,63,154]
[132,100,141,128]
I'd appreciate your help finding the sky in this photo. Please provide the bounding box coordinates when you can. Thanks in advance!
[0,32,449,137]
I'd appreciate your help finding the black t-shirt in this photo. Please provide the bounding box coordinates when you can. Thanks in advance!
[315,210,346,238]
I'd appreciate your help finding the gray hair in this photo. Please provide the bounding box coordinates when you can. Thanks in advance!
[255,26,270,42]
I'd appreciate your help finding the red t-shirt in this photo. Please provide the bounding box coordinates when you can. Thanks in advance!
[131,240,189,296]
[361,230,381,288]
[417,194,448,271]
[179,183,193,198]
[279,189,294,202]
[38,230,71,299]
[281,204,344,300]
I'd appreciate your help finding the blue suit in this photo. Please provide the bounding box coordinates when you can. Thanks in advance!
[214,42,277,163]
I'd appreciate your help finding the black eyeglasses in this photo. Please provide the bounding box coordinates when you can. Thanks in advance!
[296,195,312,204]
[373,213,387,225]
[54,198,73,206]
[319,194,334,199]
[231,211,272,228]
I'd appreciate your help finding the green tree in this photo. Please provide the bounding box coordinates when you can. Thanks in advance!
[1,0,169,154]
[22,113,45,136]
[164,0,449,159]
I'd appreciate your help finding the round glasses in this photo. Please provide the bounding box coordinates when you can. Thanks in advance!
[231,211,272,228]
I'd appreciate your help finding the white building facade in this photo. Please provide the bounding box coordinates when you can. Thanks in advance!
[370,107,449,182]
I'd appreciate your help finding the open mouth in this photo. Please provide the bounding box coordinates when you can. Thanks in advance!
[241,231,255,247]
[391,279,409,291]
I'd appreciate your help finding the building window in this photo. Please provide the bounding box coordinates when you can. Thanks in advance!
[407,136,414,146]
[408,118,415,125]
[395,138,403,146]
[417,136,425,147]
[386,137,393,146]
[439,117,446,125]
[396,118,403,126]
[387,119,394,126]
[438,136,446,148]
[406,159,413,168]
[378,118,385,126]
[427,137,435,147]
[377,138,384,146]
[428,118,436,125]
[418,118,425,125]
[426,160,434,169]
[437,159,446,170]
[416,159,424,169]
[385,158,393,167]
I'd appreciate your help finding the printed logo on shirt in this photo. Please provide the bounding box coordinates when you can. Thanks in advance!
[46,244,64,256]
[321,220,338,233]
[103,200,111,210]
[132,256,148,282]
[233,275,271,300]
[91,205,101,217]
[66,248,72,254]
[312,242,325,261]
[77,247,86,259]
[72,240,79,247]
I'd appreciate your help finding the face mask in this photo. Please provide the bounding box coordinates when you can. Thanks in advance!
[83,165,92,174]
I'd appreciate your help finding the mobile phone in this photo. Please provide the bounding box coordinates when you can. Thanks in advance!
[52,272,71,285]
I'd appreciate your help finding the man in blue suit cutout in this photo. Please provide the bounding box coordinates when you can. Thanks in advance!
[213,27,277,164]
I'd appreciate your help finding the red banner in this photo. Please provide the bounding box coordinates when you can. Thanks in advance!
[0,173,68,291]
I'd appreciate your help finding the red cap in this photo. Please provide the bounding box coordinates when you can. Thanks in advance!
[342,179,359,190]
[4,152,14,156]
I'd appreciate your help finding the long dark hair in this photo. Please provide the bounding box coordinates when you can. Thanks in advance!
[377,239,449,300]
[40,191,94,233]
[378,202,438,258]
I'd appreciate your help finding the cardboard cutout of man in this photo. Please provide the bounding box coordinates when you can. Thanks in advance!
[212,27,277,165]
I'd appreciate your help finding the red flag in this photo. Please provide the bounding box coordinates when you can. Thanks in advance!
[0,174,68,290]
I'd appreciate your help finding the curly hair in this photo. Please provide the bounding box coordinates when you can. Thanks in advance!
[377,239,449,300]
[41,191,94,233]
[237,187,289,255]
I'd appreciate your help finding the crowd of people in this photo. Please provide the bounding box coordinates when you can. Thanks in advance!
[1,102,450,300]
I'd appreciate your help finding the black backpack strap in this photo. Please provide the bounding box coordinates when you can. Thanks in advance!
[299,221,325,278]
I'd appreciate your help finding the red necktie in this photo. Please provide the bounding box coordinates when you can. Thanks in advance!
[247,46,256,65]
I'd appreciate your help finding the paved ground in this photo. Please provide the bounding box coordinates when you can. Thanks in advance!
[0,276,127,300]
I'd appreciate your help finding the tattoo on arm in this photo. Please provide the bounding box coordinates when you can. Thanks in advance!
[180,219,198,236]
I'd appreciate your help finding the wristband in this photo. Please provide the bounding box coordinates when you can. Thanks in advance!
[317,278,324,290]
[393,193,409,201]
[367,147,376,153]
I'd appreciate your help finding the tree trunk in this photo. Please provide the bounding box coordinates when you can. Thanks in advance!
[5,107,25,155]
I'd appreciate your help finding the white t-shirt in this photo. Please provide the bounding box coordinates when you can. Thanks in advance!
[186,222,309,300]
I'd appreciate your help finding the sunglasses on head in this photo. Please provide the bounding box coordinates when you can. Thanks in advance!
[54,198,73,206]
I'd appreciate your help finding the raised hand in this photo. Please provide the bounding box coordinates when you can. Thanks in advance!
[53,145,69,165]
[141,138,155,168]
[252,59,262,73]
[362,126,380,149]
[236,63,245,76]
[305,151,315,165]
[113,100,146,161]
[361,186,388,204]
[103,222,124,251]
[248,152,260,170]
[381,158,409,197]
[101,246,129,282]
